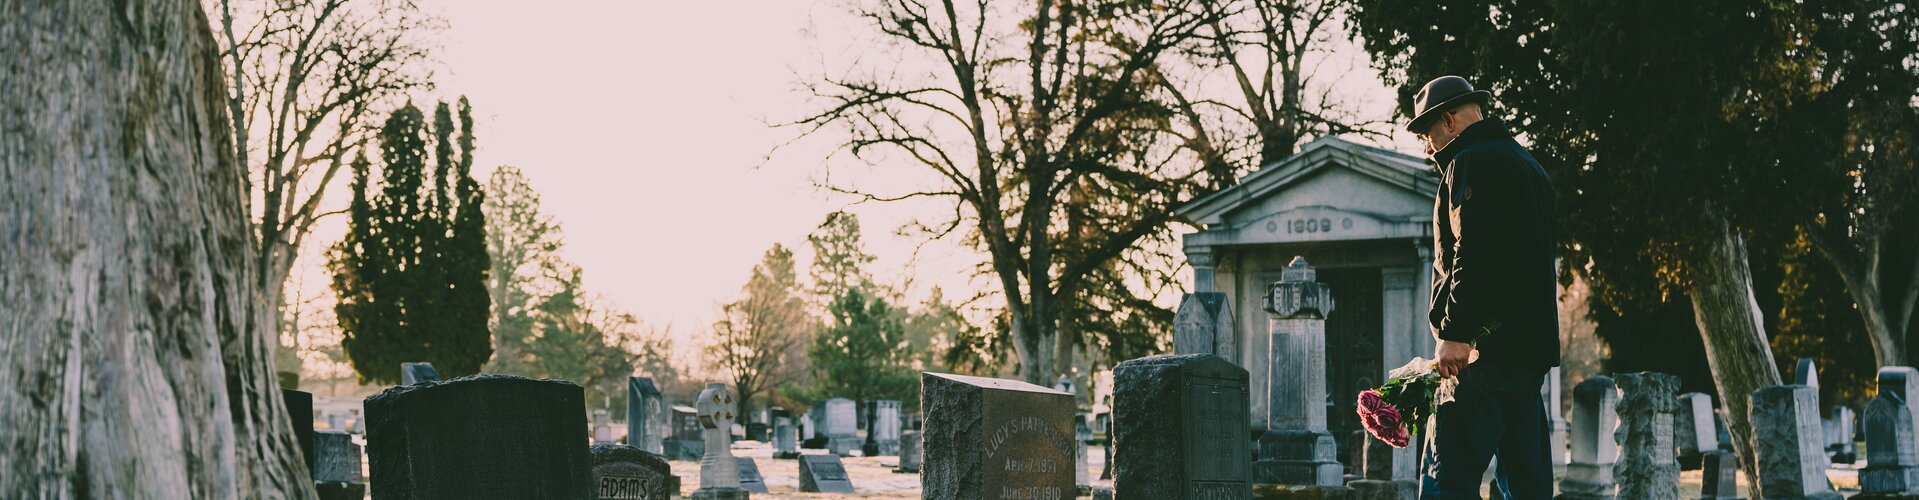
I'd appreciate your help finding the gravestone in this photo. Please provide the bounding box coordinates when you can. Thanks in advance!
[328,413,347,433]
[628,376,666,455]
[922,372,1075,500]
[314,430,366,500]
[590,443,673,500]
[1076,412,1093,494]
[594,409,616,443]
[898,430,924,473]
[364,374,592,500]
[691,383,748,500]
[1112,354,1252,500]
[800,413,817,445]
[1545,366,1569,470]
[1796,358,1820,389]
[1676,393,1718,470]
[1613,372,1681,500]
[399,362,441,385]
[1173,292,1236,361]
[1749,385,1841,500]
[1697,450,1740,500]
[1829,406,1857,464]
[773,417,799,459]
[874,400,902,456]
[1253,258,1347,490]
[735,457,768,494]
[799,454,857,493]
[1860,366,1919,498]
[1714,413,1736,452]
[816,398,860,456]
[667,405,704,461]
[1559,375,1620,500]
[283,389,317,476]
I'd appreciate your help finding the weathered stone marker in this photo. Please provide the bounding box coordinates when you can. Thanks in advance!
[1545,366,1569,470]
[1676,392,1718,471]
[874,399,902,456]
[1861,366,1919,498]
[1795,358,1820,389]
[1749,384,1841,500]
[772,417,799,459]
[399,362,441,385]
[590,443,672,500]
[898,430,924,473]
[691,383,748,500]
[799,454,857,493]
[1254,257,1347,491]
[628,376,666,455]
[1559,375,1619,500]
[1613,372,1680,500]
[667,405,704,461]
[1829,406,1858,464]
[1697,450,1740,500]
[816,397,860,456]
[1113,354,1252,500]
[283,388,317,477]
[314,430,366,500]
[922,372,1075,500]
[364,374,592,499]
[1173,292,1237,361]
[735,457,767,494]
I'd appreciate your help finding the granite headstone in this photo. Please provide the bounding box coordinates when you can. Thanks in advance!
[1253,258,1346,490]
[1749,384,1841,500]
[399,362,441,386]
[799,454,857,493]
[1613,372,1681,500]
[898,430,924,473]
[735,457,767,494]
[922,372,1075,500]
[1112,354,1252,500]
[627,376,667,455]
[1560,375,1620,500]
[314,430,366,500]
[1861,366,1919,498]
[364,374,592,500]
[283,389,317,476]
[590,443,673,500]
[1676,393,1718,470]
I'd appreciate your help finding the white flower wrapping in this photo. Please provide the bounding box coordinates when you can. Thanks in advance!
[1387,357,1460,406]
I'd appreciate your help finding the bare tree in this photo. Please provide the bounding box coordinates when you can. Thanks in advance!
[1,0,313,496]
[789,0,1231,383]
[709,244,813,415]
[210,0,440,383]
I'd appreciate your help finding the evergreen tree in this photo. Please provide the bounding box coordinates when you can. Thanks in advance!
[332,99,491,384]
[809,210,877,304]
[810,288,919,404]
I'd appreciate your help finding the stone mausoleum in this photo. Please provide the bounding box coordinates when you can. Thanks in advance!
[1173,136,1439,459]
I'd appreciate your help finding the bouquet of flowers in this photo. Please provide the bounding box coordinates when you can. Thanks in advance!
[1355,357,1460,448]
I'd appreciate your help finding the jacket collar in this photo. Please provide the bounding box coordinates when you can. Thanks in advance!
[1432,117,1513,168]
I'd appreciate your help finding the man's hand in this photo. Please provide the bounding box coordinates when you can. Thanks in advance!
[1435,340,1474,379]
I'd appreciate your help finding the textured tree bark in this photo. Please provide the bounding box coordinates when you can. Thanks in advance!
[0,0,316,497]
[1683,218,1783,499]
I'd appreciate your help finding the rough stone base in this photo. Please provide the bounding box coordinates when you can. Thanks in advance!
[1253,484,1357,499]
[1347,479,1416,500]
[316,482,365,500]
[689,487,751,500]
[1854,493,1919,500]
[1255,459,1344,486]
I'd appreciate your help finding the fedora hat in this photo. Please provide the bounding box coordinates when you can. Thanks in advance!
[1406,76,1491,132]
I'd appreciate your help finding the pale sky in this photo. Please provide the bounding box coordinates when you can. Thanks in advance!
[290,0,1422,357]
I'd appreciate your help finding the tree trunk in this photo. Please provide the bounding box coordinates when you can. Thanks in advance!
[0,1,316,497]
[1683,219,1782,499]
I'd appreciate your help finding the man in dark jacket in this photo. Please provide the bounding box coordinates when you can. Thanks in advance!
[1408,75,1560,499]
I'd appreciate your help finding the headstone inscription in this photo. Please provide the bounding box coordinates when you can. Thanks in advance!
[590,442,672,500]
[921,372,1075,500]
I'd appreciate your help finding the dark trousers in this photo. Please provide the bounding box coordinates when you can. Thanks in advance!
[1418,363,1553,500]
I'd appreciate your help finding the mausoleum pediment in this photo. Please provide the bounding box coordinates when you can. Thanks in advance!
[1176,136,1438,246]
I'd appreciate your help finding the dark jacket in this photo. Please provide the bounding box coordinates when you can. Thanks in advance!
[1429,118,1560,371]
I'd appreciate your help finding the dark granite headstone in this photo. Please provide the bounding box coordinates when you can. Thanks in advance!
[400,362,441,385]
[589,443,672,500]
[736,457,768,493]
[364,374,592,499]
[314,430,366,500]
[799,454,856,493]
[1113,354,1251,500]
[922,372,1074,500]
[1698,450,1740,500]
[898,430,923,473]
[627,376,666,455]
[282,389,316,475]
[1861,366,1919,498]
[666,405,704,461]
